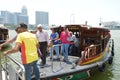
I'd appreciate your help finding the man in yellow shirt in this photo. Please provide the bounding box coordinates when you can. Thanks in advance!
[3,23,40,80]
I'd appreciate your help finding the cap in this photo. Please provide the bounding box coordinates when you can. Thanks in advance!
[37,24,42,28]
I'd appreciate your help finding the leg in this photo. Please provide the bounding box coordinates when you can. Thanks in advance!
[50,47,54,59]
[62,44,65,59]
[39,42,47,65]
[23,64,31,80]
[54,46,60,58]
[64,44,69,61]
[32,61,40,80]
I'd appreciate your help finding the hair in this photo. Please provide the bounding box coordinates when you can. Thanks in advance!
[19,23,27,29]
[15,27,19,32]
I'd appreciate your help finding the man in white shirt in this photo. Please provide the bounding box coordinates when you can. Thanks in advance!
[36,24,49,67]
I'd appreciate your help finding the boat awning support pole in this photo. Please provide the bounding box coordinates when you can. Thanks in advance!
[0,53,2,80]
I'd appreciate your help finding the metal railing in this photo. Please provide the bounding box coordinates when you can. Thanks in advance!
[0,54,26,80]
[51,44,64,72]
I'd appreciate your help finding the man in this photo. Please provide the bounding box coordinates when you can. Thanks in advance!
[3,23,40,80]
[36,24,49,67]
[68,32,78,56]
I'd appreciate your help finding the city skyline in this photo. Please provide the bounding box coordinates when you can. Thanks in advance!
[0,0,120,26]
[0,6,49,26]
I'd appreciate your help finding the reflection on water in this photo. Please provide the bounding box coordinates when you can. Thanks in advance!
[9,30,120,80]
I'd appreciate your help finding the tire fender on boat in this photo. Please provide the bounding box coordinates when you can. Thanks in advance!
[97,62,106,72]
[108,56,113,65]
[111,39,114,56]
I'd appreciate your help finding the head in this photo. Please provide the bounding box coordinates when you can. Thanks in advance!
[18,23,28,32]
[70,32,73,36]
[37,24,42,32]
[51,28,55,33]
[15,27,21,34]
[63,27,69,32]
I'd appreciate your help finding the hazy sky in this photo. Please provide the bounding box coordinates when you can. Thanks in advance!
[0,0,120,26]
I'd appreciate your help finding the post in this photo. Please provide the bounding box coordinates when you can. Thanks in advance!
[0,52,2,80]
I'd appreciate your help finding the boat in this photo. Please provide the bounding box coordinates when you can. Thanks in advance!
[0,26,9,44]
[0,24,114,80]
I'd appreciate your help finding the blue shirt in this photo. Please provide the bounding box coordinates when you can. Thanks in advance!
[50,32,59,45]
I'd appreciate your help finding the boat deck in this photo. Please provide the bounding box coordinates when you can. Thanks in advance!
[38,48,112,79]
[38,56,80,79]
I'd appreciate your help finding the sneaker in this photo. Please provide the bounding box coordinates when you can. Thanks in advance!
[63,59,72,64]
[65,61,72,64]
[40,64,48,68]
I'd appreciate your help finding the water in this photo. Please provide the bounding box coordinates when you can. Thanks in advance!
[9,30,120,80]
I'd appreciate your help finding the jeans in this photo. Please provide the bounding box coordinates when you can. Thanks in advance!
[62,43,69,60]
[69,44,77,56]
[23,61,40,80]
[50,45,60,58]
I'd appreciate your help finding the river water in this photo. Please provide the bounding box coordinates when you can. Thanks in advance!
[9,30,120,80]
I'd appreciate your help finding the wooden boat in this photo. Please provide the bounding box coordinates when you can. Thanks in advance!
[0,24,114,80]
[52,24,112,65]
[0,26,9,44]
[36,24,114,79]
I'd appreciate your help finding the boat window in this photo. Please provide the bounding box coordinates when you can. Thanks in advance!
[83,38,100,46]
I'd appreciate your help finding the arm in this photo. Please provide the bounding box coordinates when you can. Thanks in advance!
[3,42,21,56]
[0,35,17,47]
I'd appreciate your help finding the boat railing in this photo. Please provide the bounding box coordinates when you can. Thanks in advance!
[51,44,63,72]
[0,54,25,80]
[81,44,101,60]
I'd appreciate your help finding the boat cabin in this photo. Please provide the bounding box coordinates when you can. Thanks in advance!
[52,24,111,61]
[0,27,8,44]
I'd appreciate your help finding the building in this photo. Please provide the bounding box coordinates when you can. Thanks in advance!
[0,11,16,24]
[0,16,4,24]
[0,6,29,25]
[18,15,29,25]
[103,21,120,29]
[35,11,49,26]
[21,6,28,15]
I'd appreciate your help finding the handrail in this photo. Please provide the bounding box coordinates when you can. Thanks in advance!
[81,44,101,60]
[2,55,26,80]
[7,55,25,71]
[51,44,63,72]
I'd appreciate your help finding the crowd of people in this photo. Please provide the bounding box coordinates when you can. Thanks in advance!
[0,23,79,80]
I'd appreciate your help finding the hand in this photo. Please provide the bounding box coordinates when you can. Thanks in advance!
[3,51,8,56]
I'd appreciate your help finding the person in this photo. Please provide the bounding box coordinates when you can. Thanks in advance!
[60,27,71,64]
[36,24,49,67]
[3,23,40,80]
[0,27,21,50]
[68,32,79,56]
[49,28,60,61]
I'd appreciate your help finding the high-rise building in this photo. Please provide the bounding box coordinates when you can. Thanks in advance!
[0,11,16,24]
[0,16,4,24]
[21,6,28,15]
[18,15,29,25]
[0,6,29,25]
[35,11,49,26]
